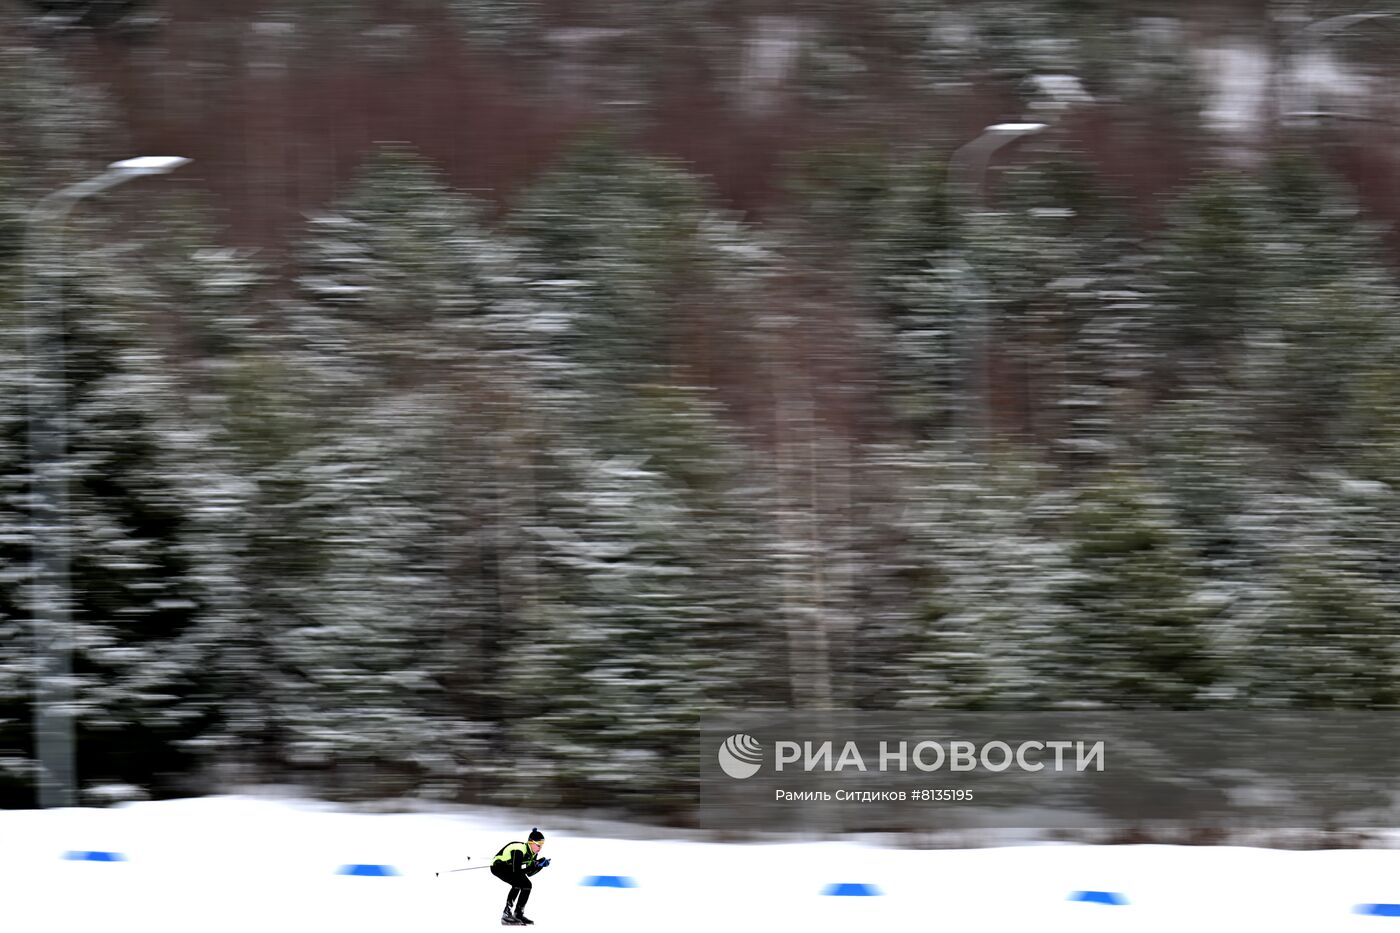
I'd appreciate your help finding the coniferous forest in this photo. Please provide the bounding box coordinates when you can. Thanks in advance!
[5,0,1400,818]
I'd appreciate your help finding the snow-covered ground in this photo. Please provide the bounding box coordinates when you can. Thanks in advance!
[4,796,1400,932]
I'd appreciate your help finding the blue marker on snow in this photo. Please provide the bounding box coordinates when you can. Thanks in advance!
[580,875,637,888]
[337,863,399,876]
[822,883,881,896]
[63,850,127,862]
[1069,890,1127,906]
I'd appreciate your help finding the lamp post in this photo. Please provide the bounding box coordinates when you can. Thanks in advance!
[946,123,1046,442]
[24,155,190,809]
[948,123,1048,210]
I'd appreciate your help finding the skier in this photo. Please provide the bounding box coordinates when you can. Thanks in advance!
[491,827,550,925]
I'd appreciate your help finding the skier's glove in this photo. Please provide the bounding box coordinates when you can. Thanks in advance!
[536,857,550,869]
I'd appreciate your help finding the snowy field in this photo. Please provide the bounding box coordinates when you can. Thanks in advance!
[5,797,1400,932]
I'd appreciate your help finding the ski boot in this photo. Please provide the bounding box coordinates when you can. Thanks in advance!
[513,912,535,926]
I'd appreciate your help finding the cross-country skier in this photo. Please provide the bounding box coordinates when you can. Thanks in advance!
[491,827,549,925]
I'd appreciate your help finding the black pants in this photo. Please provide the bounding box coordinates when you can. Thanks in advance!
[491,861,532,913]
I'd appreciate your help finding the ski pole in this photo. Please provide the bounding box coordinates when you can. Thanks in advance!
[436,865,491,876]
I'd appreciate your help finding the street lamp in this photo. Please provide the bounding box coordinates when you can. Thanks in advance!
[948,123,1048,210]
[946,123,1046,441]
[23,155,190,809]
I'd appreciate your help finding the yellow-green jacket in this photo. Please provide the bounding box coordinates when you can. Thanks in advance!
[493,841,542,876]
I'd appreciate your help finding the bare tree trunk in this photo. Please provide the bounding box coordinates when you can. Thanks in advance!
[768,309,833,710]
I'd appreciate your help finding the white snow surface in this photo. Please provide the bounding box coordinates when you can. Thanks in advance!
[4,795,1400,931]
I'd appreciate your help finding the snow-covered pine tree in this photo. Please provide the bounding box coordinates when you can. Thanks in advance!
[497,140,785,814]
[0,38,218,803]
[0,145,31,806]
[877,444,1078,709]
[1056,466,1220,708]
[239,148,510,798]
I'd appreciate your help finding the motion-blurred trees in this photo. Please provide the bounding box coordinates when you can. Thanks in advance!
[500,140,785,811]
[6,3,1400,815]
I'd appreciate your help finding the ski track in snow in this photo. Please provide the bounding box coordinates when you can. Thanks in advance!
[2,796,1400,931]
